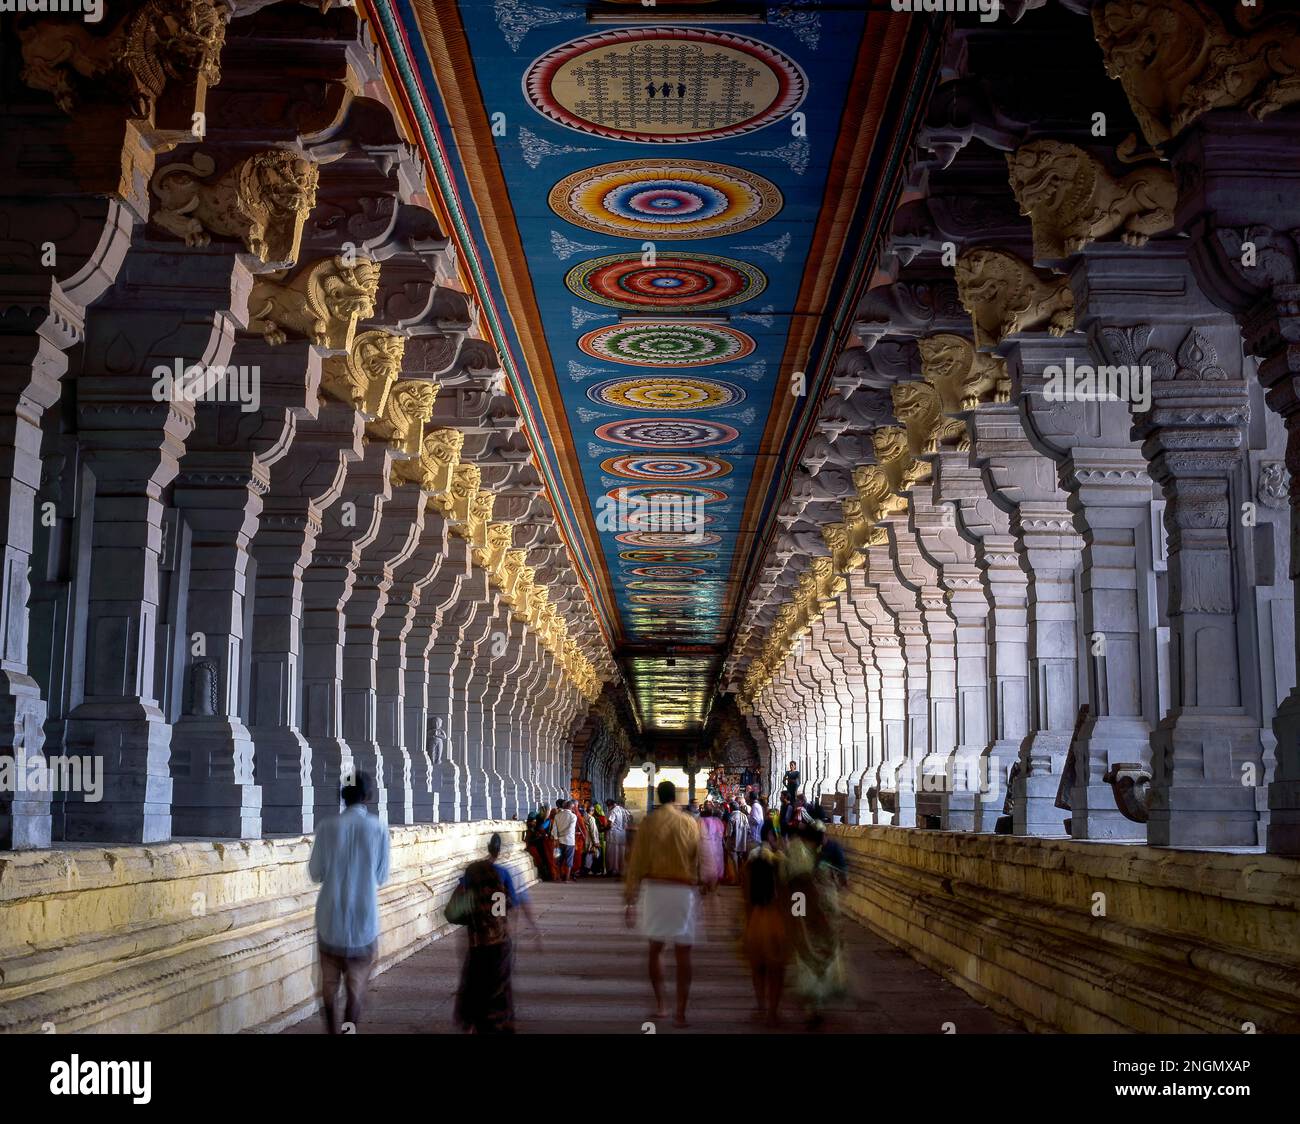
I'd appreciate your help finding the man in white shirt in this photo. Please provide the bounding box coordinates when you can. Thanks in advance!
[550,799,577,882]
[308,771,391,1033]
[749,793,765,845]
[606,800,632,875]
[727,801,752,873]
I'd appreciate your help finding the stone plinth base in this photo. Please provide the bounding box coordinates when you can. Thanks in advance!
[0,820,533,1034]
[832,826,1300,1033]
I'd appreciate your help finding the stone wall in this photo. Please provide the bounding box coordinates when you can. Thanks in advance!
[833,826,1300,1034]
[0,820,533,1034]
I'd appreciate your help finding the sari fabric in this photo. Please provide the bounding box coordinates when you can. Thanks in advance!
[785,837,847,1008]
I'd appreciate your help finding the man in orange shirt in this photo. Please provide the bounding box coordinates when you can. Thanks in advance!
[624,779,700,1027]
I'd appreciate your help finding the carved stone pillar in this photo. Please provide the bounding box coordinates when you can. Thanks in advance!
[248,398,362,833]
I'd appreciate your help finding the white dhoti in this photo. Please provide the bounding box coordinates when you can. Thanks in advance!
[607,831,627,872]
[638,880,697,945]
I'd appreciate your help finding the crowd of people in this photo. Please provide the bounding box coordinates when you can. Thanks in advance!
[306,763,850,1035]
[522,798,633,882]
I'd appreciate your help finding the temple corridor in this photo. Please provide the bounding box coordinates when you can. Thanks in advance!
[2,0,1300,1084]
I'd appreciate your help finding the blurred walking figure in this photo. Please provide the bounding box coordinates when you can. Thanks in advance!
[786,809,848,1026]
[550,798,577,881]
[606,800,632,875]
[447,832,541,1034]
[308,771,391,1034]
[748,791,765,846]
[624,779,700,1027]
[698,804,725,893]
[726,800,751,883]
[742,823,789,1025]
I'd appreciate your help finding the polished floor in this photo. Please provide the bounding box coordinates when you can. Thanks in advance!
[284,876,1022,1035]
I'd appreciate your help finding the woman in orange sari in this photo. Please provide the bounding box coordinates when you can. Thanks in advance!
[572,801,587,878]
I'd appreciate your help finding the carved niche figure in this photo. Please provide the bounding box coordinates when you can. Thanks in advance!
[1007,140,1176,259]
[367,380,437,459]
[429,716,448,765]
[249,255,382,350]
[19,0,226,117]
[1258,461,1291,508]
[150,150,320,265]
[323,330,405,417]
[1092,0,1300,148]
[954,249,1075,349]
[917,333,1009,410]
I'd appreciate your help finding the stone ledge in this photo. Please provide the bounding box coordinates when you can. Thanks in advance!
[0,820,534,1034]
[832,826,1300,1033]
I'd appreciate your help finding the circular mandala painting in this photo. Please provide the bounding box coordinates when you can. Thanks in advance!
[594,418,740,448]
[616,531,723,546]
[566,252,765,312]
[523,28,807,144]
[619,550,718,562]
[628,565,709,578]
[625,581,698,592]
[579,323,754,367]
[609,484,728,505]
[549,160,781,239]
[601,454,733,481]
[587,376,745,411]
[630,594,695,605]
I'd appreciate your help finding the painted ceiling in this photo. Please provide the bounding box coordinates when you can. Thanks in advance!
[373,0,932,733]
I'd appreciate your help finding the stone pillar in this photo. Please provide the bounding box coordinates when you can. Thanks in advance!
[966,402,1081,837]
[248,398,362,834]
[169,335,321,838]
[0,280,77,848]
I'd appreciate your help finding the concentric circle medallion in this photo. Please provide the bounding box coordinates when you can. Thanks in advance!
[601,454,733,481]
[628,565,709,578]
[587,376,745,411]
[630,594,695,605]
[620,550,718,562]
[523,29,807,144]
[579,323,754,367]
[566,252,765,312]
[609,484,728,505]
[616,531,723,546]
[594,418,740,448]
[549,160,781,239]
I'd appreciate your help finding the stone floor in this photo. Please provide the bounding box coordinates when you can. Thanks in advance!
[284,877,1023,1034]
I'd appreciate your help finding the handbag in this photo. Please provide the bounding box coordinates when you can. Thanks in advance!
[444,880,474,927]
